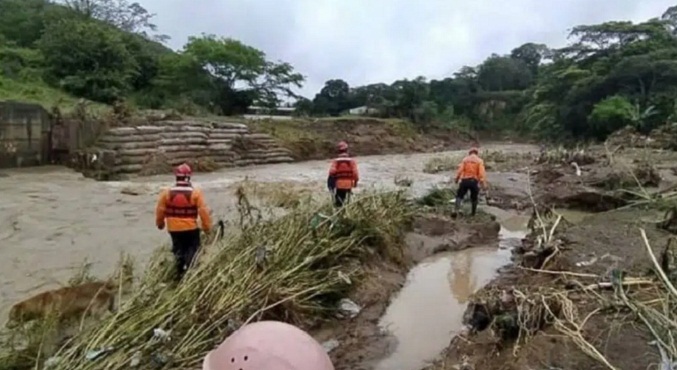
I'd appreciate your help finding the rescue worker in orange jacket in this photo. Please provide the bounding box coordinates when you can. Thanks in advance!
[454,147,487,216]
[327,141,359,207]
[155,163,212,281]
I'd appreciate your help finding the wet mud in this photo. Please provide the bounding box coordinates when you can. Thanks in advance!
[425,145,677,370]
[0,145,535,323]
[316,199,531,370]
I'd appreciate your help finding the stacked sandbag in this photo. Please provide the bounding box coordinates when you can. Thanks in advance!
[207,122,247,167]
[87,120,294,177]
[97,126,162,174]
[154,121,210,167]
[234,132,294,166]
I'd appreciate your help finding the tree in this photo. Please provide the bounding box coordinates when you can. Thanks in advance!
[477,54,533,91]
[588,95,635,139]
[312,79,351,116]
[61,0,169,42]
[183,34,304,111]
[510,43,549,74]
[0,0,71,47]
[37,18,137,103]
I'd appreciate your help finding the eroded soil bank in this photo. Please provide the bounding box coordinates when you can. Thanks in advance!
[315,205,529,370]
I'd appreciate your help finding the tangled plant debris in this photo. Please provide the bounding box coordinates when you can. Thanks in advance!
[0,189,414,370]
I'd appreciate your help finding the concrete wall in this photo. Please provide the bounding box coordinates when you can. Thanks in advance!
[0,101,50,168]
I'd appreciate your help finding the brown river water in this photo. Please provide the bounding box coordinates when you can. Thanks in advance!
[0,144,537,364]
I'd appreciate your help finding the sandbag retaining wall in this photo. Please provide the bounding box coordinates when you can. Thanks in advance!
[79,120,293,178]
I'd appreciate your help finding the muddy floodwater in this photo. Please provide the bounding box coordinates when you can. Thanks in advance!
[375,209,529,370]
[0,144,536,321]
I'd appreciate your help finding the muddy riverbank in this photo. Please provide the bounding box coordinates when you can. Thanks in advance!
[7,142,671,370]
[0,144,536,323]
[426,145,677,370]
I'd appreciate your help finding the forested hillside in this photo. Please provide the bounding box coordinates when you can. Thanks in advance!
[0,0,304,115]
[2,0,677,141]
[303,5,677,141]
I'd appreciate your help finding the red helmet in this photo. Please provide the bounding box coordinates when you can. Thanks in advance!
[337,141,348,152]
[174,163,192,177]
[469,147,479,155]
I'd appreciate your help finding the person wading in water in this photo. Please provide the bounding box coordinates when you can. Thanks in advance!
[155,163,213,281]
[327,141,359,207]
[453,147,487,217]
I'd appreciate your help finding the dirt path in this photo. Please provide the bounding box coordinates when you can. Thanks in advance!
[0,144,537,321]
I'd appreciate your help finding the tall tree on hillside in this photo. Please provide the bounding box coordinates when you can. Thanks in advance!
[510,43,549,75]
[37,18,137,103]
[181,34,304,112]
[60,0,169,42]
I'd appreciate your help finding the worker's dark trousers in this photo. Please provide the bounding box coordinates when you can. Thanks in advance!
[169,229,201,280]
[456,178,480,215]
[334,189,352,207]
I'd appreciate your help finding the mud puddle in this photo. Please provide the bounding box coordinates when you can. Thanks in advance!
[375,211,528,370]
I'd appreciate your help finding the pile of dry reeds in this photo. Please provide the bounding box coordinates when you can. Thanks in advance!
[536,145,595,165]
[1,189,413,370]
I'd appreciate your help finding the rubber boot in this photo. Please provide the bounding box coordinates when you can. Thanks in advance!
[452,197,462,217]
[471,200,478,216]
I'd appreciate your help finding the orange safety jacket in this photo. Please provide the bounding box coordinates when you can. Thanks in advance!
[455,154,487,186]
[328,154,359,190]
[155,184,212,233]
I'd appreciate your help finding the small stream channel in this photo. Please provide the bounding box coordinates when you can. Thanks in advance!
[374,207,530,370]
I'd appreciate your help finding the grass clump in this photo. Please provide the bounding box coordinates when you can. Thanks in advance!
[2,190,413,370]
[236,179,316,209]
[423,155,461,174]
[417,187,456,207]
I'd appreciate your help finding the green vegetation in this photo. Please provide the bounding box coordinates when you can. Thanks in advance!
[0,0,303,113]
[3,1,677,143]
[0,190,413,370]
[303,6,677,141]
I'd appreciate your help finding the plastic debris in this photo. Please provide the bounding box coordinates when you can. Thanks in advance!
[85,347,114,361]
[152,328,171,342]
[321,339,340,353]
[337,298,361,319]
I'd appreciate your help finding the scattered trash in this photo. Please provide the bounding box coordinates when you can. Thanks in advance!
[321,339,340,353]
[337,298,361,319]
[152,328,171,342]
[85,347,114,361]
[575,256,598,267]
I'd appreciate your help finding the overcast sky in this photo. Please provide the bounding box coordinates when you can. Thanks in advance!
[140,0,675,99]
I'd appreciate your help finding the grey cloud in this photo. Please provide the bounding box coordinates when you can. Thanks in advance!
[141,0,676,98]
